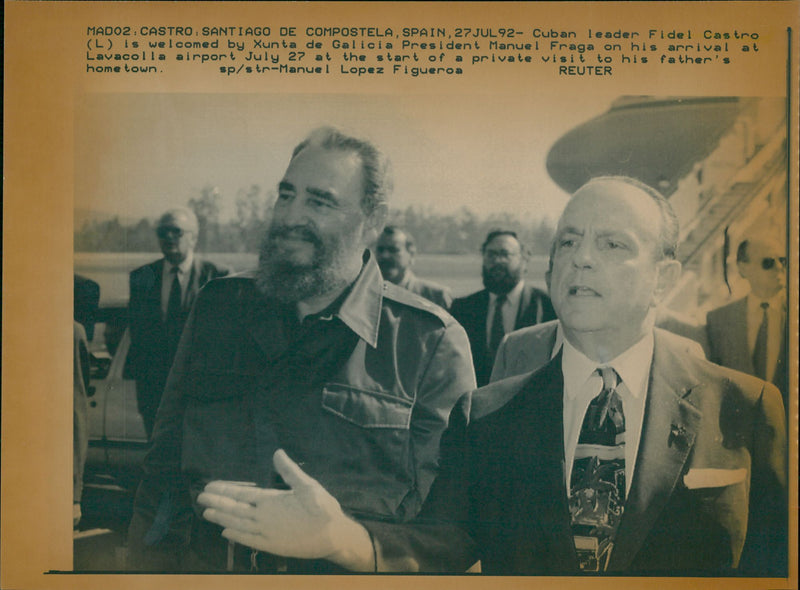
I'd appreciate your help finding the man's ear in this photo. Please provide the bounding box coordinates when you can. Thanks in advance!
[363,203,388,243]
[652,259,682,306]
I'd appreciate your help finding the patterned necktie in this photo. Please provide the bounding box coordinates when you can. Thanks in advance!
[570,366,625,572]
[752,302,769,380]
[165,266,182,324]
[488,294,507,358]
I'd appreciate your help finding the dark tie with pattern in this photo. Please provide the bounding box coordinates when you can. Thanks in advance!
[488,294,507,359]
[569,366,625,572]
[752,302,769,380]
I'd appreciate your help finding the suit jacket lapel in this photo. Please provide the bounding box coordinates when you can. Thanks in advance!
[608,331,702,571]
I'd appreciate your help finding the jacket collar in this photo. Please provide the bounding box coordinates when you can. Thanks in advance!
[323,250,383,348]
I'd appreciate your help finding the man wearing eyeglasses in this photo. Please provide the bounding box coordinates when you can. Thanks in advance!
[706,234,788,408]
[127,207,229,438]
[451,230,556,386]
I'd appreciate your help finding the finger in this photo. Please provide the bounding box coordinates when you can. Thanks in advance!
[273,449,318,490]
[197,491,260,519]
[202,508,262,535]
[203,481,283,504]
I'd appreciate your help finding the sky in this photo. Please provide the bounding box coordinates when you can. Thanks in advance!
[74,92,614,225]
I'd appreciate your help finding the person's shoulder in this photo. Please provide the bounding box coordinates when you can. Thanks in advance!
[503,320,558,346]
[706,296,746,322]
[382,280,455,327]
[195,270,258,303]
[130,258,162,277]
[413,275,451,295]
[472,355,561,422]
[451,289,487,310]
[197,258,232,278]
[522,282,550,299]
[656,329,772,400]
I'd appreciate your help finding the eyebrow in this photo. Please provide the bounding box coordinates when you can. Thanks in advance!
[557,226,584,237]
[306,187,340,207]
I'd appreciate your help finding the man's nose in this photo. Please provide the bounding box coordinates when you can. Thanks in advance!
[278,197,309,226]
[571,240,595,268]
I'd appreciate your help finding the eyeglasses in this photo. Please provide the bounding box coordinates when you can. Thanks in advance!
[157,226,187,239]
[761,257,787,270]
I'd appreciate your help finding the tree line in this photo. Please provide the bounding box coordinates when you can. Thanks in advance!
[75,184,555,255]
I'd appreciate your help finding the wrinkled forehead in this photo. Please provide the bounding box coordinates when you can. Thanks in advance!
[557,179,661,242]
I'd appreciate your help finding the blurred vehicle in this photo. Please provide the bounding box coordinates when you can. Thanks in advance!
[85,306,148,484]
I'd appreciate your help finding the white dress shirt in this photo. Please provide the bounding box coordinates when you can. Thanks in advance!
[746,292,785,380]
[486,280,524,347]
[561,332,654,495]
[160,253,194,318]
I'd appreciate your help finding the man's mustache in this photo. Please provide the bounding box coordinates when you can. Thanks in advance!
[268,225,322,248]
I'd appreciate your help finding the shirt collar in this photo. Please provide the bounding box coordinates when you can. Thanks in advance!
[167,251,194,275]
[334,250,383,348]
[747,291,786,314]
[489,279,524,306]
[562,330,654,401]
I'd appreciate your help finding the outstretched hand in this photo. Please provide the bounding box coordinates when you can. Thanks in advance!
[197,449,374,571]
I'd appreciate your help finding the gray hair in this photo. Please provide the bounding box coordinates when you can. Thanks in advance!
[291,126,393,215]
[158,207,199,233]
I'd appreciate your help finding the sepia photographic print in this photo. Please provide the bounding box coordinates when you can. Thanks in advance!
[3,2,798,590]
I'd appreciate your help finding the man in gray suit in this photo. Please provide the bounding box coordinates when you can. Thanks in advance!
[706,234,788,407]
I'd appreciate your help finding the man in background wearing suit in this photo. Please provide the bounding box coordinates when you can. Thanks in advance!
[706,234,788,408]
[375,225,453,309]
[451,230,555,386]
[127,207,229,438]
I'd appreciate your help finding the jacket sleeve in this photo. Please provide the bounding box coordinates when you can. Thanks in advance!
[126,302,199,570]
[361,320,478,572]
[739,380,787,575]
[362,393,478,572]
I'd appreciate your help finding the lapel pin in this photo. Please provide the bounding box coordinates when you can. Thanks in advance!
[669,423,689,449]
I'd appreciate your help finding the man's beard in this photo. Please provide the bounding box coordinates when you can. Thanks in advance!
[255,224,352,303]
[482,264,522,295]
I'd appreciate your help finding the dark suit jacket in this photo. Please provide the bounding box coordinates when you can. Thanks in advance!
[491,320,707,382]
[706,296,788,406]
[127,257,229,433]
[366,329,787,575]
[465,330,787,575]
[451,283,556,386]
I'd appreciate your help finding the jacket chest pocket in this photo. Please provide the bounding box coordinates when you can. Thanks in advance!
[315,384,416,517]
[321,384,413,428]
